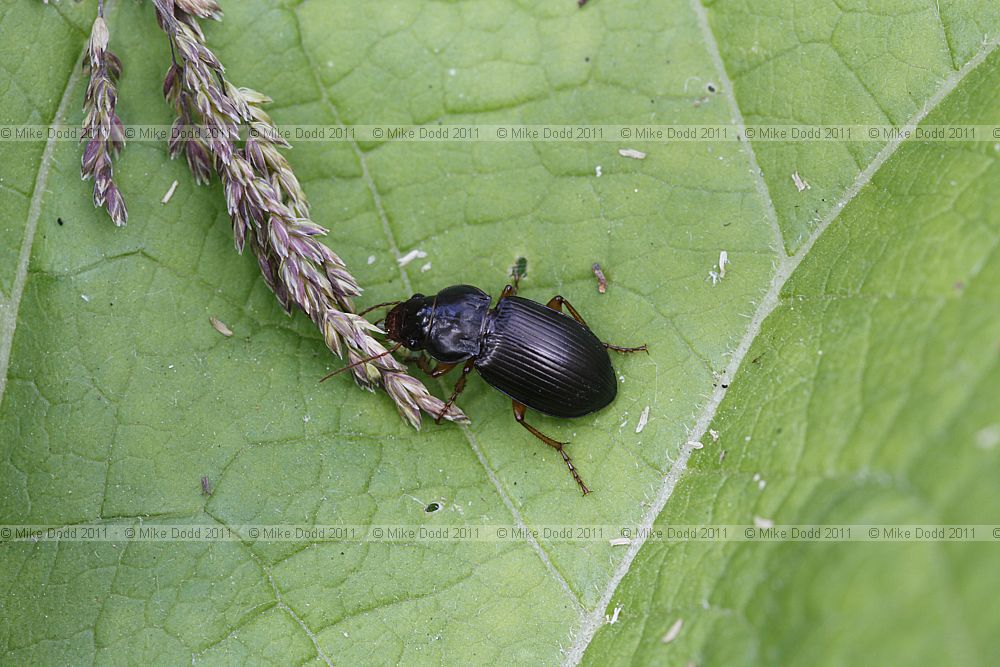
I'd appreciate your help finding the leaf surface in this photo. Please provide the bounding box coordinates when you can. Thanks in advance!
[0,1,996,665]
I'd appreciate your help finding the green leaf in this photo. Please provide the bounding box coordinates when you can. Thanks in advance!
[0,1,997,665]
[579,20,1000,667]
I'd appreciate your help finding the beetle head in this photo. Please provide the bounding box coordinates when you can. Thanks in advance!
[384,294,430,350]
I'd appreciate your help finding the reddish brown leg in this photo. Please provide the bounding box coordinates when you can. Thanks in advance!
[500,283,517,299]
[545,295,648,354]
[603,342,649,354]
[545,294,590,328]
[427,359,458,377]
[404,354,458,377]
[435,359,475,424]
[512,401,590,495]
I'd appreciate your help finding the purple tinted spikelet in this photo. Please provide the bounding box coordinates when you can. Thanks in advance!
[151,1,467,428]
[81,15,128,226]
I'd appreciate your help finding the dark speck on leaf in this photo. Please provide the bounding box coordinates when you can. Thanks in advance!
[57,217,64,226]
[425,502,441,513]
[707,83,717,93]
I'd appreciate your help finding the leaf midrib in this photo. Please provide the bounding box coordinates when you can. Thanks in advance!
[563,23,1000,667]
[0,22,90,406]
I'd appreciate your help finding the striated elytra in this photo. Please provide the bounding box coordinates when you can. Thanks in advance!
[365,280,646,495]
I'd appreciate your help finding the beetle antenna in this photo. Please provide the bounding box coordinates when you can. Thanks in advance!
[358,301,402,318]
[319,342,403,382]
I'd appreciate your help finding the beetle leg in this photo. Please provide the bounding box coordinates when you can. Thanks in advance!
[544,295,591,328]
[547,295,648,354]
[402,353,431,373]
[428,361,458,377]
[435,359,475,424]
[603,342,649,354]
[500,283,517,299]
[512,401,590,495]
[426,359,458,377]
[404,354,460,377]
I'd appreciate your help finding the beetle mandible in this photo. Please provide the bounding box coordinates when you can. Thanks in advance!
[340,275,646,494]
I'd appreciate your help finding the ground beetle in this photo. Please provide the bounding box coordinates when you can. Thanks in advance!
[343,276,646,494]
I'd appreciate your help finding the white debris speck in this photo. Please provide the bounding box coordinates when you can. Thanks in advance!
[744,436,752,442]
[661,618,684,644]
[687,440,704,450]
[708,252,730,285]
[609,537,631,546]
[161,179,179,204]
[595,165,603,177]
[398,249,427,266]
[718,250,729,278]
[618,148,646,160]
[303,415,311,423]
[605,605,623,625]
[448,68,457,76]
[718,449,727,463]
[975,424,1000,450]
[420,262,432,273]
[792,171,811,192]
[209,316,233,337]
[367,255,376,265]
[709,429,719,442]
[168,364,174,370]
[752,473,760,482]
[635,406,651,433]
[758,479,767,490]
[81,294,90,302]
[754,516,774,528]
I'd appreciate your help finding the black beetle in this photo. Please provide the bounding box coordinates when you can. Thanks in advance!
[342,278,646,494]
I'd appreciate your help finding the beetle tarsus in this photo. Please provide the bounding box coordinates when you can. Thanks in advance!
[513,400,591,495]
[604,342,649,354]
